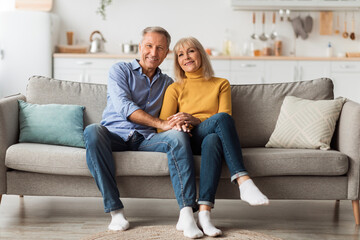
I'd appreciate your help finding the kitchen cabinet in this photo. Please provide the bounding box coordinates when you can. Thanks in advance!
[230,60,265,85]
[330,61,360,102]
[231,0,360,10]
[298,61,331,81]
[258,60,331,83]
[54,57,117,84]
[53,55,360,103]
[212,59,231,80]
[264,61,297,83]
[158,59,174,79]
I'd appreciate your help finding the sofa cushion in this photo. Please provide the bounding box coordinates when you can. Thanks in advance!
[5,144,348,178]
[265,96,346,150]
[231,78,334,147]
[18,100,85,148]
[5,143,169,177]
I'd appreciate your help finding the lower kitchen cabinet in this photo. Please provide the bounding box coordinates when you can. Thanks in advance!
[264,60,297,83]
[330,61,360,102]
[230,60,265,84]
[264,60,331,83]
[54,57,117,84]
[298,61,331,81]
[53,56,360,103]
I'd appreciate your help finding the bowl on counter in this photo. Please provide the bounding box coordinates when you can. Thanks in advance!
[122,42,138,54]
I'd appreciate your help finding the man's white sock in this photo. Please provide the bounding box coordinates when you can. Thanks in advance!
[198,210,222,237]
[239,179,269,206]
[108,209,130,231]
[176,207,203,239]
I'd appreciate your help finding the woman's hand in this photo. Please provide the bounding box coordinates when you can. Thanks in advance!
[167,112,201,128]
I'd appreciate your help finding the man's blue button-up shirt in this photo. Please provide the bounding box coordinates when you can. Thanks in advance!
[101,59,173,141]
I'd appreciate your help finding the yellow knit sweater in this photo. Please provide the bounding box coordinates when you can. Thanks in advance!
[158,68,231,132]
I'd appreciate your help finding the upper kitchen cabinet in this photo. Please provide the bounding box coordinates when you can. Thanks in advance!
[231,0,360,10]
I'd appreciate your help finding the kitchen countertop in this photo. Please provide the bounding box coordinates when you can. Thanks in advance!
[53,53,360,61]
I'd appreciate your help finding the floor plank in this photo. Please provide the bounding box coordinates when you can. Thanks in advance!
[0,195,359,239]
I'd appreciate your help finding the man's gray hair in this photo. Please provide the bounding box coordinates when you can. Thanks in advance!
[142,26,171,49]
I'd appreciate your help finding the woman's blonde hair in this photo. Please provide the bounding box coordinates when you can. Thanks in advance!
[173,37,214,82]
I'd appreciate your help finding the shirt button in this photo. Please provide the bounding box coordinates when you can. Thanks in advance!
[147,101,150,104]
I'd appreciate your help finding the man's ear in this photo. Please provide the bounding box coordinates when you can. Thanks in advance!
[138,43,142,52]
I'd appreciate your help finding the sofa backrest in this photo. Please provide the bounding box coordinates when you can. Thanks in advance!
[231,78,334,147]
[26,76,107,127]
[26,76,334,147]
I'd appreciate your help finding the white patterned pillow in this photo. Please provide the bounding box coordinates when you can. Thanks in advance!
[265,96,346,150]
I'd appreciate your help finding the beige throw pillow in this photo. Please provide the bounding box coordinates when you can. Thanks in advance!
[265,96,346,150]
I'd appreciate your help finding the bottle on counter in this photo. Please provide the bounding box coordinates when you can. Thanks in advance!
[222,29,232,56]
[326,42,333,57]
[274,40,282,56]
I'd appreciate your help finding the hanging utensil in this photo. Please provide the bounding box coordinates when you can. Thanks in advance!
[270,12,278,40]
[259,12,269,41]
[350,12,356,40]
[251,12,258,40]
[343,13,349,39]
[286,9,291,21]
[279,9,284,22]
[334,13,340,35]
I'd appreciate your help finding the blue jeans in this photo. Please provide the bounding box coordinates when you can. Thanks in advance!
[84,124,197,213]
[190,112,248,208]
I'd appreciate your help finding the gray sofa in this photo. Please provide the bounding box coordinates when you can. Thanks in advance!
[0,76,359,225]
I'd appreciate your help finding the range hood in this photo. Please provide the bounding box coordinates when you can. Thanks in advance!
[231,0,360,11]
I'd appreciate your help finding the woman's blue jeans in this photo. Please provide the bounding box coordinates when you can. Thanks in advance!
[84,124,197,213]
[191,112,248,208]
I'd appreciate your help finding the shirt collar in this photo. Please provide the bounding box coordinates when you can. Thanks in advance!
[131,59,162,78]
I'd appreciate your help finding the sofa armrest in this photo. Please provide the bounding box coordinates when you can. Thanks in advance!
[0,94,26,194]
[335,100,360,200]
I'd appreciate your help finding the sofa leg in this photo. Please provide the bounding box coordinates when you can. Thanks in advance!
[19,195,24,198]
[352,200,360,225]
[0,194,2,204]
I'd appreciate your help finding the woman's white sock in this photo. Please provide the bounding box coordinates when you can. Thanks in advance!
[108,209,130,231]
[176,207,203,238]
[198,210,222,237]
[239,179,269,206]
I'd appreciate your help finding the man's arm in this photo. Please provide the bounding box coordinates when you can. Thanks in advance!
[129,109,172,131]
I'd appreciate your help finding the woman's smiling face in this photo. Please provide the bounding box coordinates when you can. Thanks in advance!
[177,45,202,73]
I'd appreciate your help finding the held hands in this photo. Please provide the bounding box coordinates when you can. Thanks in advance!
[167,112,201,134]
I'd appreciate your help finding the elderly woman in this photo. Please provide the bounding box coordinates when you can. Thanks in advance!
[159,37,269,238]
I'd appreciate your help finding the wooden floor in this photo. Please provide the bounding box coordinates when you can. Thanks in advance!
[0,194,359,240]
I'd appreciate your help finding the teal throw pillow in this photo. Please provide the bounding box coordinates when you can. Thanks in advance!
[18,100,85,148]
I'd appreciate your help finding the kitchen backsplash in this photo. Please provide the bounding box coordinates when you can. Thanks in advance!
[39,0,360,56]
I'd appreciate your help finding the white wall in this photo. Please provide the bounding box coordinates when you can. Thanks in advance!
[19,0,360,57]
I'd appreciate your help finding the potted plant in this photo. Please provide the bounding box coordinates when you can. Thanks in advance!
[97,0,112,20]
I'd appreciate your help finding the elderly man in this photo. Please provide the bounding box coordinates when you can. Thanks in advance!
[84,27,202,238]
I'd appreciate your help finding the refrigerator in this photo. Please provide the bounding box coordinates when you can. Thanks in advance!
[0,10,59,98]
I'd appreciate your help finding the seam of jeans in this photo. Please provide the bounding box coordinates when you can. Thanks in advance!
[138,141,186,207]
[85,129,120,212]
[213,118,237,173]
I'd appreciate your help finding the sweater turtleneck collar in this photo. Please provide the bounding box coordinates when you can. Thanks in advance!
[184,67,204,80]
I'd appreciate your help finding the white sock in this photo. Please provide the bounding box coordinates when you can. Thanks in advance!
[239,179,269,206]
[198,210,222,237]
[108,209,130,231]
[176,207,203,239]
